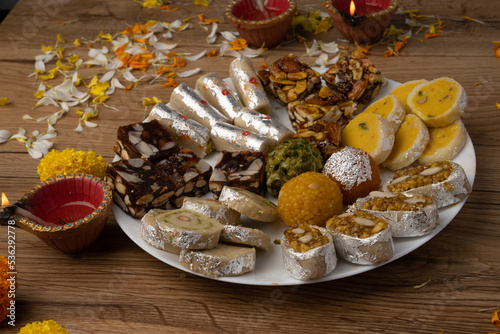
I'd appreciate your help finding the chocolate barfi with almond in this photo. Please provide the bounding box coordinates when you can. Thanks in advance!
[156,149,212,207]
[105,158,176,218]
[113,119,180,163]
[209,150,266,197]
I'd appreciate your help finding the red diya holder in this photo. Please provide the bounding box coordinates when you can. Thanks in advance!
[325,0,399,44]
[225,0,296,48]
[2,174,112,253]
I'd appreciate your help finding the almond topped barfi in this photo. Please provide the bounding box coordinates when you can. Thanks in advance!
[257,54,321,105]
[326,211,394,265]
[281,223,337,280]
[383,161,471,208]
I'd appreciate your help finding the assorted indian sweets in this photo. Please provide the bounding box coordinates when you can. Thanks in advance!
[105,51,471,280]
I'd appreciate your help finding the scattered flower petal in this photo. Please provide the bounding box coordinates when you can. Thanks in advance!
[0,130,10,143]
[176,68,201,77]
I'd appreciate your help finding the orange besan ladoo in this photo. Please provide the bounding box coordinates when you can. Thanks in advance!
[322,146,381,204]
[278,172,343,227]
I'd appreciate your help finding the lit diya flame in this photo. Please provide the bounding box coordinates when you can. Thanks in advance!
[1,192,8,208]
[350,0,356,16]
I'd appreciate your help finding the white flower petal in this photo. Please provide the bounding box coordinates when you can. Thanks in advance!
[28,147,43,159]
[111,77,126,89]
[100,70,115,83]
[220,31,238,41]
[122,68,138,82]
[74,122,84,133]
[319,41,340,54]
[206,23,218,44]
[84,120,98,128]
[239,47,266,58]
[185,50,207,61]
[0,130,11,143]
[176,68,201,78]
[23,114,36,121]
[304,40,322,57]
[153,42,179,52]
[35,96,59,108]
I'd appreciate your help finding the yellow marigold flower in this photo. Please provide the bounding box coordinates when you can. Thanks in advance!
[19,320,70,334]
[0,256,15,322]
[37,148,106,181]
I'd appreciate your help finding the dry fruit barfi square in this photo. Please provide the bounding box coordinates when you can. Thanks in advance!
[257,54,321,105]
[105,158,176,218]
[156,149,212,208]
[209,150,266,197]
[113,119,180,163]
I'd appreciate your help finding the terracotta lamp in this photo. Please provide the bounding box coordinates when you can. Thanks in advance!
[225,0,296,48]
[325,0,399,44]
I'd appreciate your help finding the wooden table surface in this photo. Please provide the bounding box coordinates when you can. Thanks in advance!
[1,0,499,333]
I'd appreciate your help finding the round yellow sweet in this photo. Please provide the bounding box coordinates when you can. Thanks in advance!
[278,172,343,227]
[341,112,395,165]
[407,77,467,127]
[417,119,468,165]
[363,95,406,133]
[390,79,426,113]
[383,114,430,171]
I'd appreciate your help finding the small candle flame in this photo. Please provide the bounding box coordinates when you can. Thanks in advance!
[1,193,9,207]
[350,0,356,16]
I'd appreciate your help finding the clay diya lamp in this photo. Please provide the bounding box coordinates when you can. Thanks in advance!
[225,0,297,48]
[325,0,399,44]
[0,174,112,253]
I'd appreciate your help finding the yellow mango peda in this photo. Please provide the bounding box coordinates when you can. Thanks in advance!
[407,77,467,127]
[390,79,426,113]
[341,112,395,165]
[363,95,406,133]
[382,114,430,171]
[417,119,467,165]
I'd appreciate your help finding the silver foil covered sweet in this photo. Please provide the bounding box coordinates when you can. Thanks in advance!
[141,208,223,254]
[146,103,212,158]
[229,56,272,114]
[382,161,471,208]
[234,108,295,144]
[328,224,394,265]
[210,122,276,153]
[181,197,241,226]
[196,72,243,122]
[281,226,337,280]
[170,83,229,129]
[349,194,439,237]
[179,243,256,277]
[220,225,271,250]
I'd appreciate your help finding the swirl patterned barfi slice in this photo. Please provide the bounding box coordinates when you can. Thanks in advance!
[142,208,223,254]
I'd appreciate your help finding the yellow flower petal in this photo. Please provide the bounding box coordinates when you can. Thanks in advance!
[90,81,110,96]
[92,94,109,104]
[142,96,163,106]
[56,60,74,71]
[194,0,210,6]
[0,97,9,106]
[57,34,65,44]
[142,0,162,8]
[42,45,53,53]
[73,38,81,46]
[86,75,99,88]
[35,90,45,98]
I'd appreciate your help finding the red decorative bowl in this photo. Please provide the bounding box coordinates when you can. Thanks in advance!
[11,174,112,253]
[225,0,296,48]
[325,0,399,44]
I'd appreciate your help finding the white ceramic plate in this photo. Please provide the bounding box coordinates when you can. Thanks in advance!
[114,76,476,286]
